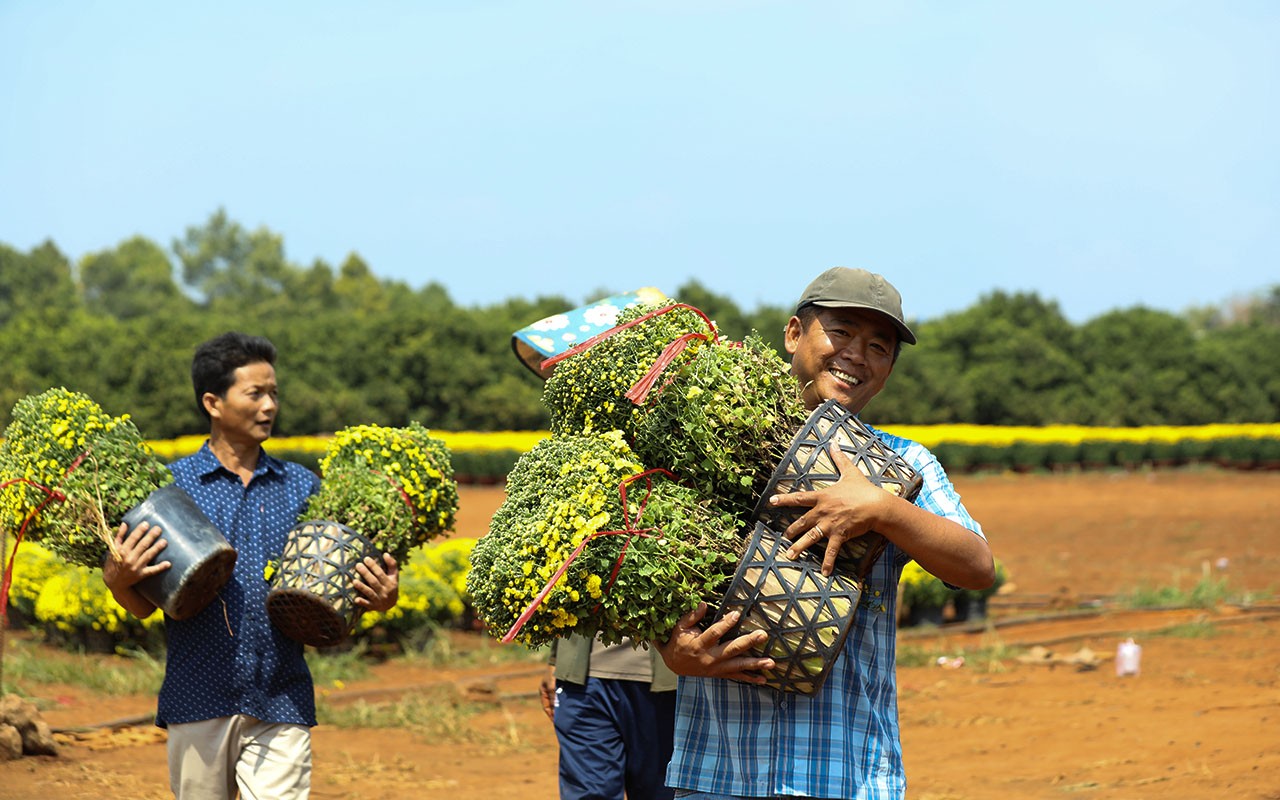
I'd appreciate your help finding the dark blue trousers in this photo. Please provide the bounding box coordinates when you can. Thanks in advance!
[554,677,676,800]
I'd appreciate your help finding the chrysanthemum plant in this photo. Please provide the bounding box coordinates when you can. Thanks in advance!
[541,301,714,437]
[0,388,174,568]
[541,300,810,523]
[466,431,742,648]
[303,422,459,563]
[630,334,808,517]
[899,560,955,609]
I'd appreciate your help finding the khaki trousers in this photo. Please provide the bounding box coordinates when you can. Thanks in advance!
[167,715,311,800]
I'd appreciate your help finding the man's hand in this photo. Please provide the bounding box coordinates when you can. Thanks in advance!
[538,665,556,721]
[354,553,400,612]
[656,603,775,683]
[771,444,892,575]
[102,521,170,592]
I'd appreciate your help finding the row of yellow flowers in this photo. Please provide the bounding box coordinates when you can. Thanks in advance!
[144,431,552,462]
[144,423,1280,463]
[878,422,1280,448]
[7,537,481,652]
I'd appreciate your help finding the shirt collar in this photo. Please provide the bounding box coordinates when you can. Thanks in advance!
[191,440,287,481]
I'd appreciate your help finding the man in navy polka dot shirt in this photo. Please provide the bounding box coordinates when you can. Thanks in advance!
[104,331,400,799]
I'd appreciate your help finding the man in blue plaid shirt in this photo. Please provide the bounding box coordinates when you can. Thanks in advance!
[658,268,995,800]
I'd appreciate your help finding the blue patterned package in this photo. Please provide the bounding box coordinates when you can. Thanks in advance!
[511,287,667,379]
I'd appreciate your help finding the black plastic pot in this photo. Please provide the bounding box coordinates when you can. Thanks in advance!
[120,484,238,620]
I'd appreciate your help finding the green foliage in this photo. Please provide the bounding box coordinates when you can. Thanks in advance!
[0,388,174,566]
[1122,574,1236,609]
[542,301,714,437]
[1144,620,1220,639]
[1209,436,1262,468]
[895,640,1021,671]
[304,423,459,560]
[81,236,192,320]
[1,635,166,696]
[467,432,743,648]
[1006,441,1050,471]
[631,335,807,516]
[0,240,77,326]
[355,538,478,646]
[449,448,520,482]
[930,442,1011,474]
[1043,441,1082,469]
[899,560,955,609]
[305,644,374,685]
[0,214,1277,437]
[1079,439,1116,467]
[315,685,510,744]
[874,291,1083,425]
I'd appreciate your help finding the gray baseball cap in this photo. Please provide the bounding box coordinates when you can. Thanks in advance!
[795,267,917,345]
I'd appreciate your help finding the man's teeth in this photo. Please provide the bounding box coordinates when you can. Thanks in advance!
[830,368,860,386]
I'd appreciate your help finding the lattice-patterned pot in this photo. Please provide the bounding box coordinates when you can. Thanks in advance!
[751,399,923,579]
[266,519,380,647]
[713,521,863,695]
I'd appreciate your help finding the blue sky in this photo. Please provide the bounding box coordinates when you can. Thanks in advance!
[2,2,1276,324]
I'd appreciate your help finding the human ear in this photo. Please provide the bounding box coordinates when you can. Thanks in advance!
[202,392,222,420]
[783,316,804,355]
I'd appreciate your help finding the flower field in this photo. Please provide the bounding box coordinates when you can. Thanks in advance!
[145,422,1280,481]
[5,422,1276,656]
[4,471,1278,800]
[6,537,479,655]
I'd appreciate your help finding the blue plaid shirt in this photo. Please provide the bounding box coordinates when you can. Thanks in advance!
[666,428,985,800]
[156,443,320,728]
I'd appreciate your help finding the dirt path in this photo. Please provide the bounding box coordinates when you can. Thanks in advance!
[4,470,1279,799]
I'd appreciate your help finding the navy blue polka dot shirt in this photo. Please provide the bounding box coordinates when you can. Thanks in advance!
[158,443,320,728]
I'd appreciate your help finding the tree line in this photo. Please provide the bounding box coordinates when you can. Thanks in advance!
[2,209,1277,438]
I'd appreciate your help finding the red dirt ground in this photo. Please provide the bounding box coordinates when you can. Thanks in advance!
[3,470,1279,799]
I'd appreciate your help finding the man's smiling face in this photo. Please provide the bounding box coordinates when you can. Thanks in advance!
[784,306,897,414]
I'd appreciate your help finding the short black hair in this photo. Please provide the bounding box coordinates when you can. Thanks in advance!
[796,304,903,363]
[191,332,277,421]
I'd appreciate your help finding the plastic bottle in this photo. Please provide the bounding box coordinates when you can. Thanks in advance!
[1115,638,1142,676]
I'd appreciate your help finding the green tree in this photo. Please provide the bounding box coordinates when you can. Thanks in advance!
[1075,307,1197,424]
[0,241,77,325]
[79,236,190,320]
[173,208,291,308]
[675,280,751,341]
[875,292,1081,425]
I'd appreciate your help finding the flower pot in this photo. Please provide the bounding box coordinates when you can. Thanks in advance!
[751,399,923,579]
[266,519,380,648]
[120,485,238,621]
[5,606,34,631]
[80,626,117,654]
[712,521,864,695]
[906,602,946,627]
[951,593,988,623]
